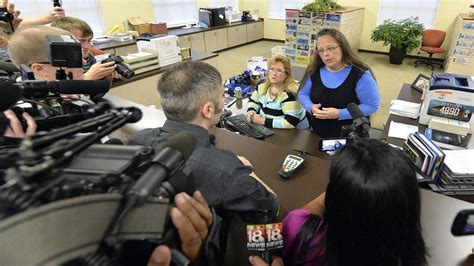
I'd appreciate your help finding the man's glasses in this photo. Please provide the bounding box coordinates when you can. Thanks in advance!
[316,45,339,54]
[268,67,287,74]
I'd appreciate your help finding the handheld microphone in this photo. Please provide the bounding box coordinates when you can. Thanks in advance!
[0,80,22,111]
[158,168,195,199]
[346,103,370,138]
[127,131,197,205]
[246,198,283,263]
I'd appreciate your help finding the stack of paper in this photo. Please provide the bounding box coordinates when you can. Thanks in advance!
[443,149,474,175]
[389,99,421,119]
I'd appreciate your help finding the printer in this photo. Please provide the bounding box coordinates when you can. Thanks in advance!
[419,73,474,135]
[136,35,182,67]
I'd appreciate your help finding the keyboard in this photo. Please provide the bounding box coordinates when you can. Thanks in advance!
[223,114,274,140]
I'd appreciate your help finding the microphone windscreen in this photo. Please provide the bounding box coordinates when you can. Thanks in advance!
[48,80,110,95]
[0,80,22,111]
[162,131,197,161]
[347,102,364,120]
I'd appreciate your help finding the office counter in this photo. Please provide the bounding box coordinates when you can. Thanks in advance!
[210,126,474,266]
[107,49,218,107]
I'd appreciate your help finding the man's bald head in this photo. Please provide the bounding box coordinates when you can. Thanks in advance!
[8,25,71,67]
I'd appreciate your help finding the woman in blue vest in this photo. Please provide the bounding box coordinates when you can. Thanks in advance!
[298,28,380,138]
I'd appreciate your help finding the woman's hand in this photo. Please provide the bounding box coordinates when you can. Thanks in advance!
[248,113,265,125]
[247,110,256,123]
[249,255,284,266]
[313,107,339,120]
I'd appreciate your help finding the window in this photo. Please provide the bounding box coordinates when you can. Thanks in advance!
[208,0,239,12]
[377,0,439,28]
[152,0,198,27]
[268,0,307,20]
[13,0,106,35]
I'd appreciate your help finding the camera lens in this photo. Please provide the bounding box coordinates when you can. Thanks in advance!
[115,63,135,79]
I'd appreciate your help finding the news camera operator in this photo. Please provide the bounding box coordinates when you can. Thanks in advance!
[0,0,65,61]
[51,16,126,81]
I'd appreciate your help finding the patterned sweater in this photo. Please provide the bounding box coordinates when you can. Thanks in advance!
[247,83,306,129]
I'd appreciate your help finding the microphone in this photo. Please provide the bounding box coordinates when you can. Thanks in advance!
[18,80,110,98]
[0,80,22,111]
[246,198,283,264]
[158,168,195,198]
[47,80,110,95]
[127,131,197,205]
[346,103,370,138]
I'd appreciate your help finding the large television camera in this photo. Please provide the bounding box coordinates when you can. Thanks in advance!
[3,77,110,132]
[0,103,198,265]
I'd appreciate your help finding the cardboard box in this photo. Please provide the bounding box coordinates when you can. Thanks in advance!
[150,23,168,34]
[128,17,151,35]
[181,47,191,59]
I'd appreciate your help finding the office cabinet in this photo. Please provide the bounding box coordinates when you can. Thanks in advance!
[204,28,228,52]
[445,14,474,76]
[285,8,364,64]
[247,21,263,42]
[178,33,206,52]
[228,25,248,47]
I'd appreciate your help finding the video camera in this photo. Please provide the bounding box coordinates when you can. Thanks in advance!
[2,76,110,132]
[0,103,198,265]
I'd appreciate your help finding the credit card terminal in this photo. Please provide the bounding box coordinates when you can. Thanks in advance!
[278,151,305,179]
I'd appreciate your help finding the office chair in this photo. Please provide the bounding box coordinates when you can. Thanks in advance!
[414,29,446,71]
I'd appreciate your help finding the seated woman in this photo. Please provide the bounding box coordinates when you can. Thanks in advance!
[250,139,427,266]
[247,55,307,129]
[298,28,380,138]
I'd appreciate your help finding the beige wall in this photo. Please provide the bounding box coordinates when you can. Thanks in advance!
[98,0,209,31]
[240,0,472,56]
[97,0,471,55]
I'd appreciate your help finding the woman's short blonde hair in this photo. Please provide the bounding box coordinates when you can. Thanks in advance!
[262,55,298,94]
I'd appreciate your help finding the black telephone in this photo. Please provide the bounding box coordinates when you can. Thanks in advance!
[242,10,252,22]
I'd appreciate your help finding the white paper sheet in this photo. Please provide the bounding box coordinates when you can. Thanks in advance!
[388,121,419,140]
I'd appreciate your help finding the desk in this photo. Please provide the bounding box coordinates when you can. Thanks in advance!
[210,127,474,266]
[384,84,474,203]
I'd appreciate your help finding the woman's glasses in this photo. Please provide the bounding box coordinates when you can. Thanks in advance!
[268,67,287,74]
[316,45,339,54]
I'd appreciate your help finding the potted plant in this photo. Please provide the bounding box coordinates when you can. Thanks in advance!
[370,17,424,65]
[301,0,342,13]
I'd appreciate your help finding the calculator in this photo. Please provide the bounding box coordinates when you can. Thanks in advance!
[278,151,306,179]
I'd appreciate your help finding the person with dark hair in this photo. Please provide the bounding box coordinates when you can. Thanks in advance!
[298,28,380,138]
[249,139,427,266]
[129,61,279,222]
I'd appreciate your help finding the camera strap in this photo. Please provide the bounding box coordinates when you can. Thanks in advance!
[0,193,170,265]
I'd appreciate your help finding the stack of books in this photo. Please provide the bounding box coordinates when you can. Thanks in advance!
[403,132,445,182]
[429,149,474,195]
